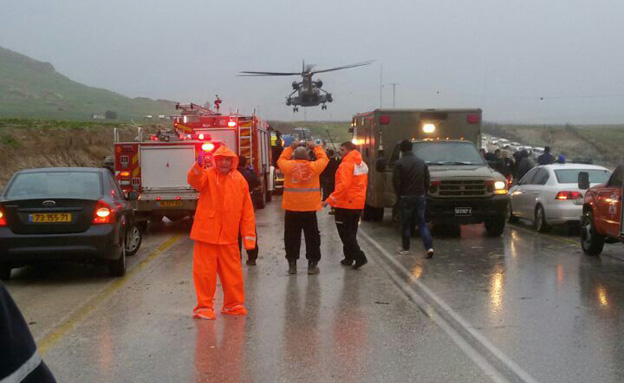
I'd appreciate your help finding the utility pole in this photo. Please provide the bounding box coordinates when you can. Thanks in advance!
[389,82,399,108]
[379,63,383,108]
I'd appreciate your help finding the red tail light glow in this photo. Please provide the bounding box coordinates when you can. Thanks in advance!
[556,191,583,200]
[92,200,115,224]
[0,209,7,226]
[120,171,130,178]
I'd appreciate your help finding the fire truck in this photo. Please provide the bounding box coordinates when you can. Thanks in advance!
[112,102,274,226]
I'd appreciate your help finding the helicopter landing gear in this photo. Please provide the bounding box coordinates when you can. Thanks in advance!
[293,107,299,112]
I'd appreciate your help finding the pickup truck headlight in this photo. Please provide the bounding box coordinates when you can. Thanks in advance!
[494,181,507,194]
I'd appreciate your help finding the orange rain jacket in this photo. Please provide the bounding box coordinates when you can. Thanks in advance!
[277,146,329,211]
[187,146,256,250]
[326,149,369,210]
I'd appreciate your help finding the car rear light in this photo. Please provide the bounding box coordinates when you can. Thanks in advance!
[92,200,115,224]
[175,196,181,200]
[156,196,162,201]
[0,208,7,226]
[556,191,583,200]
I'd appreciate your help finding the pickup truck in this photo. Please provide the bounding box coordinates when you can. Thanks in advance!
[579,162,624,255]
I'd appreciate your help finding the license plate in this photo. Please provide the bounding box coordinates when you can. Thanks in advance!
[29,213,72,223]
[454,207,472,216]
[158,201,182,208]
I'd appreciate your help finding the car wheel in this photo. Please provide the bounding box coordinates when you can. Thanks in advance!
[109,232,127,277]
[0,264,11,281]
[125,224,142,256]
[581,210,604,256]
[508,202,519,223]
[485,215,506,236]
[535,205,549,233]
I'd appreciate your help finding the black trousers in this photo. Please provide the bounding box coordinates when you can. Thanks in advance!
[335,208,366,262]
[284,211,321,263]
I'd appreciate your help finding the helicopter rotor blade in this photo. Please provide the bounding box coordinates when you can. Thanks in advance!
[238,71,301,76]
[311,60,374,75]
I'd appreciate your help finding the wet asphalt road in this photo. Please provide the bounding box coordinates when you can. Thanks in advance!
[5,197,624,382]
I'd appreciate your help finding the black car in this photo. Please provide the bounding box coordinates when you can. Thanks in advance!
[0,167,140,279]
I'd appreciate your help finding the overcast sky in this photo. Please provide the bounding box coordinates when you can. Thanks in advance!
[2,0,624,123]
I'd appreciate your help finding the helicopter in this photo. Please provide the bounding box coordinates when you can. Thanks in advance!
[240,60,373,112]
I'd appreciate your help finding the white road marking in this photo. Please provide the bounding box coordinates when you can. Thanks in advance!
[359,229,540,383]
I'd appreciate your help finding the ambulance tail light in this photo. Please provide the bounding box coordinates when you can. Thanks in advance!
[0,208,7,226]
[92,200,115,224]
[467,114,480,124]
[556,191,583,200]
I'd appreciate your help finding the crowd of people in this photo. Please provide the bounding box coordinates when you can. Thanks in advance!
[480,145,566,184]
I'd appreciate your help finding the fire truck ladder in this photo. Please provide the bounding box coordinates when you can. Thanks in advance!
[238,120,253,167]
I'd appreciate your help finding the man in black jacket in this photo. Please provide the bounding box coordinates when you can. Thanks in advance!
[392,140,434,258]
[537,146,555,165]
[1,283,57,382]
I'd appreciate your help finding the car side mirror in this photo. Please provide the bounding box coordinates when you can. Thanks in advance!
[127,191,139,201]
[578,171,590,190]
[376,158,387,172]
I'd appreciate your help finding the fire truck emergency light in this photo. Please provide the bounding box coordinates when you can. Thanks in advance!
[202,143,215,152]
[198,134,205,140]
[228,120,237,128]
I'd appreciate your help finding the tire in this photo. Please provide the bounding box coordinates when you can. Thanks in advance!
[581,210,604,256]
[109,232,127,277]
[255,192,266,209]
[125,224,142,256]
[485,215,506,236]
[371,206,384,222]
[535,205,549,233]
[0,264,11,281]
[362,204,373,221]
[508,202,519,223]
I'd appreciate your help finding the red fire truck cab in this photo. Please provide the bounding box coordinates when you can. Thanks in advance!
[113,102,274,226]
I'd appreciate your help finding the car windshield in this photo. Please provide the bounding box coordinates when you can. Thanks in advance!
[554,169,611,184]
[412,142,486,166]
[5,171,102,199]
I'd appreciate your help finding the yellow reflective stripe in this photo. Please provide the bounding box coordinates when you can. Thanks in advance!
[243,236,256,241]
[284,188,321,193]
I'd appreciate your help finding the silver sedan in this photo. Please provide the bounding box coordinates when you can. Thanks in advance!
[509,163,611,231]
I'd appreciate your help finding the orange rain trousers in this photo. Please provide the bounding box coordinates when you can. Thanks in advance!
[193,241,247,317]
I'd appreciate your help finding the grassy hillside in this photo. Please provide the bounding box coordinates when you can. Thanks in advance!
[0,46,177,121]
[484,123,624,169]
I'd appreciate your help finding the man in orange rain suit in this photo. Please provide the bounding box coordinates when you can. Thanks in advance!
[187,145,256,320]
[323,141,369,269]
[278,140,328,275]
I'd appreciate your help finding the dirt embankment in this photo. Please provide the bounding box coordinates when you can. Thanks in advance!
[0,123,161,190]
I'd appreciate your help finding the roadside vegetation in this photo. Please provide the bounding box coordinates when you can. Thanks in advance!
[484,123,624,169]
